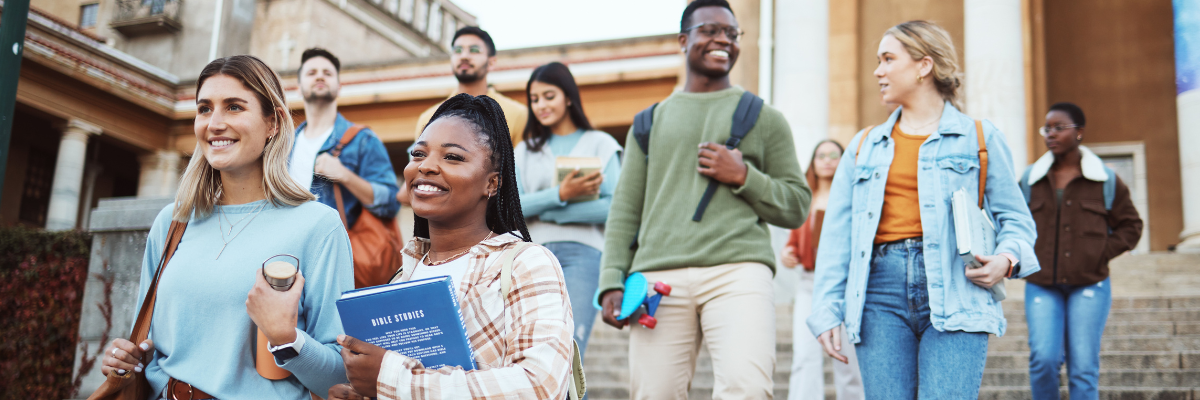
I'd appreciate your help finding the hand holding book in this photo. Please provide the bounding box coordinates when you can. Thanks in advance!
[965,253,1011,290]
[557,157,603,202]
[338,334,386,398]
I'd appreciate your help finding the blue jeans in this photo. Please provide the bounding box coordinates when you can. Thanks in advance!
[855,238,989,400]
[543,242,601,356]
[1025,278,1111,400]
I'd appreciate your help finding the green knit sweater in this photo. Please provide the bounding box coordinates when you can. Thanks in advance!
[598,86,811,299]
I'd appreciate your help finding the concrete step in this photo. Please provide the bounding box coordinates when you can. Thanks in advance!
[580,252,1200,400]
[775,321,1200,343]
[978,386,1198,400]
[986,335,1200,353]
[982,368,1200,387]
[984,351,1200,370]
[999,308,1200,323]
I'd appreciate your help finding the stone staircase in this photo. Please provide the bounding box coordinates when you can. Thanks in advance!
[581,253,1200,399]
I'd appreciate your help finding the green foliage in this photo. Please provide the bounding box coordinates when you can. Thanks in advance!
[0,226,92,400]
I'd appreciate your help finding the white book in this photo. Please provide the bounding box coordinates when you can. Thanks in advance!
[952,188,1007,301]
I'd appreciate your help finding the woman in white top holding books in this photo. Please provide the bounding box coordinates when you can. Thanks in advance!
[331,94,574,400]
[513,62,622,356]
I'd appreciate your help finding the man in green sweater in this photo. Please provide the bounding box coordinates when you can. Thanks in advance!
[595,1,811,398]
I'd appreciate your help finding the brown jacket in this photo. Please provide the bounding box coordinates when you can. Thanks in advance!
[1023,148,1143,286]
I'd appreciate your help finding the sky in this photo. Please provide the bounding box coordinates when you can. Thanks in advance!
[449,0,687,50]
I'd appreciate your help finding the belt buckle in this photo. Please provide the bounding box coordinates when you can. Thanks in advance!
[169,379,195,400]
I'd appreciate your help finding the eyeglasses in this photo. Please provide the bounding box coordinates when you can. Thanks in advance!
[815,151,841,161]
[452,45,483,55]
[683,23,744,42]
[1038,124,1079,136]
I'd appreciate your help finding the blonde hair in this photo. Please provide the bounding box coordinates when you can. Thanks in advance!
[173,55,315,222]
[885,20,963,110]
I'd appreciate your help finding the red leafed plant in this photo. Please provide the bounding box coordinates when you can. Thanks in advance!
[0,226,92,400]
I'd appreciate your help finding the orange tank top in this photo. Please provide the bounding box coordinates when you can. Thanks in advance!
[874,124,926,244]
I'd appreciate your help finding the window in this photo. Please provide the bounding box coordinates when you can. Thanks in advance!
[80,3,99,28]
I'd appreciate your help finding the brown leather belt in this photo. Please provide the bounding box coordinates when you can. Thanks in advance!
[167,377,216,400]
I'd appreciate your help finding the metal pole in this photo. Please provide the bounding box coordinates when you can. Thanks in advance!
[0,0,32,194]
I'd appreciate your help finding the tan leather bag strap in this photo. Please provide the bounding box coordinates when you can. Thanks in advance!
[854,125,877,165]
[129,220,187,349]
[330,125,367,227]
[975,120,987,209]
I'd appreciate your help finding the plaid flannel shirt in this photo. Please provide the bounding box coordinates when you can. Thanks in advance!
[377,233,574,399]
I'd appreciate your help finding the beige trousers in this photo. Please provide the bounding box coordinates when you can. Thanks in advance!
[628,262,777,400]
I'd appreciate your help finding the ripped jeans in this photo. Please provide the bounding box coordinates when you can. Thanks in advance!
[1024,278,1112,400]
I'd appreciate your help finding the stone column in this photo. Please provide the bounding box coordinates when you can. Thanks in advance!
[1174,0,1200,252]
[772,0,828,167]
[137,150,183,198]
[964,0,1028,168]
[45,119,102,231]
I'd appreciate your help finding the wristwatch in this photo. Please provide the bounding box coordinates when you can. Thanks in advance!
[269,328,305,363]
[270,343,300,364]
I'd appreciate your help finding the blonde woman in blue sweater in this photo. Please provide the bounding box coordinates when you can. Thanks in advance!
[100,55,352,399]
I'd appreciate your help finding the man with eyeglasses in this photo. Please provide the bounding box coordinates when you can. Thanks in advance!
[413,27,527,148]
[596,1,810,398]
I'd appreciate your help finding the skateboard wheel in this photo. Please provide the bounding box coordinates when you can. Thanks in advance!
[638,314,657,329]
[654,281,672,296]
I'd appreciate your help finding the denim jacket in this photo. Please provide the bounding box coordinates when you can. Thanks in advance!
[807,103,1040,343]
[294,113,401,227]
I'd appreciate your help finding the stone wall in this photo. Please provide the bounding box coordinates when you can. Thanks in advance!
[71,197,172,398]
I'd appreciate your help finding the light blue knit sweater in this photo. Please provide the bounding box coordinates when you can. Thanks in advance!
[136,200,353,398]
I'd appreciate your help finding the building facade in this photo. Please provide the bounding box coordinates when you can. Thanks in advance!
[0,0,680,232]
[764,0,1193,252]
[3,0,1195,253]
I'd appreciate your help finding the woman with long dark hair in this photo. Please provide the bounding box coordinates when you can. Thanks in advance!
[808,21,1039,399]
[331,94,575,400]
[513,62,622,355]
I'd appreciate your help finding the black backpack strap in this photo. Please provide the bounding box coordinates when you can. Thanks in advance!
[693,92,764,222]
[632,103,657,160]
[629,103,658,251]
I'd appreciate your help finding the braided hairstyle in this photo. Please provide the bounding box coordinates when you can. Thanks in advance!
[414,93,531,242]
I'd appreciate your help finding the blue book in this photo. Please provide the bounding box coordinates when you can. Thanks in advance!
[336,276,476,370]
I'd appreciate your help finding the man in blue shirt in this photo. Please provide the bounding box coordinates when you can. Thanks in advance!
[289,48,400,228]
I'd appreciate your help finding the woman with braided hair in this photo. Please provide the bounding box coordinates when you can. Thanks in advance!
[330,94,575,400]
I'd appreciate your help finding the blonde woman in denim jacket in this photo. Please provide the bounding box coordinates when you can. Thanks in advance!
[807,21,1040,399]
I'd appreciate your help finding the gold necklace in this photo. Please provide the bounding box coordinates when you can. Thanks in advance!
[421,232,494,266]
[216,201,267,260]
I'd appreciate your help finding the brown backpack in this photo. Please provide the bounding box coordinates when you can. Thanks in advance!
[331,125,404,288]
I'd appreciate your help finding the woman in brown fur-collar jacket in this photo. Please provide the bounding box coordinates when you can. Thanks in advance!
[1018,102,1142,400]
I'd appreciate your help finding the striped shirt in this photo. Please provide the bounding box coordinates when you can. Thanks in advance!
[377,233,574,399]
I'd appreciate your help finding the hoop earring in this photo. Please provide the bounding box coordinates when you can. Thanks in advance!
[918,74,924,83]
[1077,135,1083,141]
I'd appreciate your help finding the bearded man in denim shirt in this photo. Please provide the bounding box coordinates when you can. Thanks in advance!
[289,48,400,228]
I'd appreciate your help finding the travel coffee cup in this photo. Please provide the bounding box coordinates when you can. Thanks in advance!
[256,254,299,380]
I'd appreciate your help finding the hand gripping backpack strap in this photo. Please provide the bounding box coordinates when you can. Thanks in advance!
[692,92,764,222]
[975,120,988,209]
[88,220,187,400]
[497,242,586,400]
